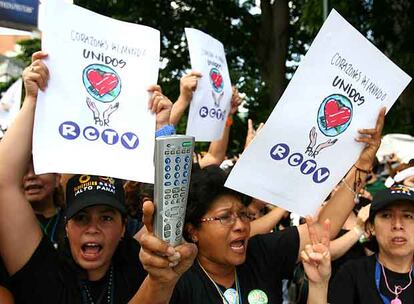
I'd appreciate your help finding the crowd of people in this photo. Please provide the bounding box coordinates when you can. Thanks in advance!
[0,50,413,304]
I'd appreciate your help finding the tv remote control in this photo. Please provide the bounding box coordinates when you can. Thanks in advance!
[154,135,195,246]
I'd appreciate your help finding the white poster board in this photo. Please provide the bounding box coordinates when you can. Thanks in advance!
[33,1,160,183]
[225,10,412,216]
[185,28,232,142]
[0,78,22,137]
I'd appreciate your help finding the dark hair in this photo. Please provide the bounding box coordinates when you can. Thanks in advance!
[184,165,251,242]
[363,217,379,252]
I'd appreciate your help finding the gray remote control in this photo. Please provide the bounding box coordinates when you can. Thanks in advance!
[154,135,194,246]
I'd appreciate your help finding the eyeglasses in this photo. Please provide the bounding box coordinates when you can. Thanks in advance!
[200,211,253,226]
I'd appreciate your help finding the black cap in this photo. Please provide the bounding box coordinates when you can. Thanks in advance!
[65,175,126,219]
[370,185,414,218]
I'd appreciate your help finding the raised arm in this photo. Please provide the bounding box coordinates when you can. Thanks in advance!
[0,51,48,275]
[329,204,370,260]
[296,107,385,261]
[169,71,201,126]
[129,201,197,304]
[249,201,286,237]
[301,217,331,304]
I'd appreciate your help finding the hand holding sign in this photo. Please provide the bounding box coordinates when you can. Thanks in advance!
[23,51,49,100]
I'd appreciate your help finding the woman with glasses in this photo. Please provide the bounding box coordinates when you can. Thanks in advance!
[161,103,384,304]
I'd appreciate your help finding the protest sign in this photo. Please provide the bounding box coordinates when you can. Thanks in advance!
[185,28,232,142]
[33,1,160,183]
[225,10,412,216]
[0,78,22,137]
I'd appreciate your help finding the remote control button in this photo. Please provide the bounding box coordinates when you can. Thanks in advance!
[165,151,169,155]
[183,164,189,170]
[183,171,188,177]
[165,224,171,230]
[181,198,185,203]
[164,195,171,199]
[186,148,191,153]
[175,236,181,241]
[175,165,181,171]
[176,221,182,228]
[165,165,171,172]
[180,192,185,197]
[173,194,179,198]
[176,149,181,154]
[164,182,171,187]
[170,150,175,155]
[174,172,180,179]
[185,156,190,162]
[175,228,182,236]
[173,187,180,193]
[165,173,171,179]
[174,180,180,186]
[165,158,171,164]
[182,179,188,184]
[165,200,169,205]
[181,186,186,191]
[165,189,171,193]
[164,231,171,238]
[175,157,181,163]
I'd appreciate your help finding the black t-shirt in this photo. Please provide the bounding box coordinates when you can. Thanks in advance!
[10,235,147,304]
[36,208,66,250]
[170,226,300,304]
[328,255,414,304]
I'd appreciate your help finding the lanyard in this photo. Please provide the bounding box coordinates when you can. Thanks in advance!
[375,260,414,304]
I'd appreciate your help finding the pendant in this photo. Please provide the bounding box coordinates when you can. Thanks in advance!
[223,288,238,304]
[391,298,402,304]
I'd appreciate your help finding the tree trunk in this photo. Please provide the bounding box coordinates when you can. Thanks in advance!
[258,0,289,110]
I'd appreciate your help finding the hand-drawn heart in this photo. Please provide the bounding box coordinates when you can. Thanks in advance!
[210,71,223,89]
[87,69,119,96]
[324,99,351,129]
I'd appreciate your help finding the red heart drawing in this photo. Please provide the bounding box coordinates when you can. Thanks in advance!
[210,71,223,89]
[87,69,119,96]
[324,99,351,129]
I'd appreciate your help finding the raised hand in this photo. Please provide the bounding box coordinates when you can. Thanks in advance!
[147,85,173,130]
[139,201,197,283]
[301,217,331,285]
[22,51,49,101]
[244,119,265,149]
[179,71,202,103]
[354,107,386,171]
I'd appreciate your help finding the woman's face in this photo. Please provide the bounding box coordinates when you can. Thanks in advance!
[23,162,59,204]
[190,194,251,267]
[372,201,414,259]
[66,205,125,280]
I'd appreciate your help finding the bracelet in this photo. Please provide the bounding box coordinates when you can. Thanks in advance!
[155,124,176,138]
[341,178,359,204]
[226,116,233,127]
[353,164,372,174]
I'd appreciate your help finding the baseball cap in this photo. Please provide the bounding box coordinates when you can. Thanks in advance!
[65,175,126,219]
[370,184,414,218]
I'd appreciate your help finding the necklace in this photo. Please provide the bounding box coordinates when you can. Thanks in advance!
[375,259,413,304]
[38,208,61,248]
[82,264,114,304]
[197,259,242,304]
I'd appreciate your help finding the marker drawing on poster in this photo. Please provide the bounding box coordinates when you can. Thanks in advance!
[0,78,22,138]
[33,1,160,183]
[185,28,232,142]
[225,10,412,216]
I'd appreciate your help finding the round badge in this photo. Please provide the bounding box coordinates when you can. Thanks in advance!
[247,289,268,304]
[223,288,238,304]
[317,93,353,137]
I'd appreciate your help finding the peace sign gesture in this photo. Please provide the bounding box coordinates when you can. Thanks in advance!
[301,216,331,285]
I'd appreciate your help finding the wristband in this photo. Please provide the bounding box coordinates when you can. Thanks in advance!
[226,116,233,127]
[155,124,176,138]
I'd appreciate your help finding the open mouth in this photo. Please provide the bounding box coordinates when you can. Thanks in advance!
[230,239,246,253]
[24,184,43,194]
[81,242,103,260]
